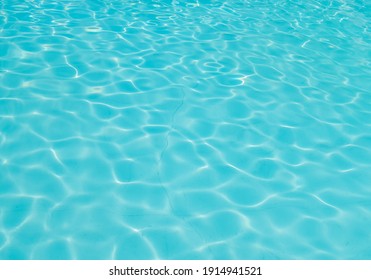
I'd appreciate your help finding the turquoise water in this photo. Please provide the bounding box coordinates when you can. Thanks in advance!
[0,0,371,260]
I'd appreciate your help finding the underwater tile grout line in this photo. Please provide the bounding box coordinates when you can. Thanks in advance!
[156,88,186,215]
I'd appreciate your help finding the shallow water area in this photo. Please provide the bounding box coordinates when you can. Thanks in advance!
[0,0,371,259]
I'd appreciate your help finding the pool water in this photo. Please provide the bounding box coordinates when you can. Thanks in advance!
[1,0,371,259]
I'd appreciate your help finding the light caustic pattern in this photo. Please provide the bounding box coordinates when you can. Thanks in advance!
[0,0,371,259]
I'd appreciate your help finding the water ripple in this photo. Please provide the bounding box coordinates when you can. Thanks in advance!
[1,0,370,260]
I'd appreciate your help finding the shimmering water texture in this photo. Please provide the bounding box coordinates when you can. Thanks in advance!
[1,0,371,260]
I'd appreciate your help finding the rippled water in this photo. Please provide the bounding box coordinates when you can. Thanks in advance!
[1,0,371,259]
